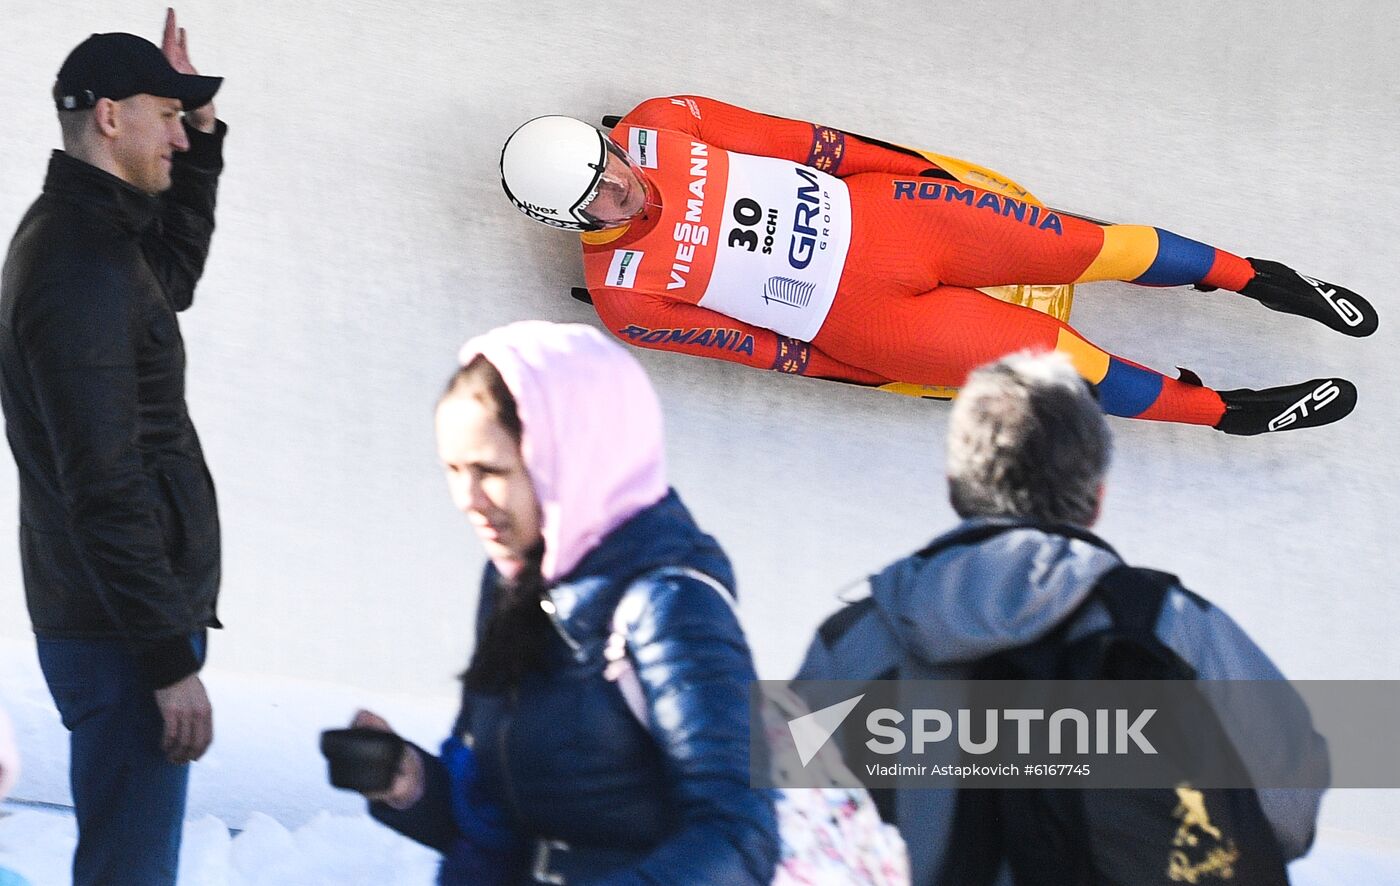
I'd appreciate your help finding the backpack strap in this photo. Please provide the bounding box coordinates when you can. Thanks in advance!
[605,566,734,728]
[976,564,1186,680]
[816,596,878,648]
[1091,566,1180,633]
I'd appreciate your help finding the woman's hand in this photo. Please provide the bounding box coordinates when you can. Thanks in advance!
[351,709,426,810]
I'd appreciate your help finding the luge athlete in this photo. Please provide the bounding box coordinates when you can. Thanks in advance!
[500,95,1376,435]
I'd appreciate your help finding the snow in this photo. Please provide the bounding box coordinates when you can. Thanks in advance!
[0,638,451,883]
[0,809,438,886]
[3,806,1398,886]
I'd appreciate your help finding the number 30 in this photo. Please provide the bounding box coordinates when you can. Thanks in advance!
[726,198,763,251]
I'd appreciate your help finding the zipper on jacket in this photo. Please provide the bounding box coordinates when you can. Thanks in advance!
[539,593,586,662]
[496,687,527,827]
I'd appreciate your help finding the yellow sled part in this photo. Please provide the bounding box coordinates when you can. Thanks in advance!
[874,147,1077,399]
[910,146,1077,321]
[910,148,1038,203]
[875,381,962,400]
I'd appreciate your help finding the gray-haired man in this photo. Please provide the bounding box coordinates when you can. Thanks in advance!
[797,351,1328,885]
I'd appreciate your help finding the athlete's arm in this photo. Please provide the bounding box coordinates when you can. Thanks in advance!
[591,288,891,385]
[619,95,942,178]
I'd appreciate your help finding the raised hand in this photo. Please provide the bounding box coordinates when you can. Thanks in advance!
[161,7,216,132]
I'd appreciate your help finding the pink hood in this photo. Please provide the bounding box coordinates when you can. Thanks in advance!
[458,321,668,584]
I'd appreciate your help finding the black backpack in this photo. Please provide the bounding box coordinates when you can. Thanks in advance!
[813,522,1291,886]
[936,562,1291,886]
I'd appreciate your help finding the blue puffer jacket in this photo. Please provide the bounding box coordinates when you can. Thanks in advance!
[375,490,779,885]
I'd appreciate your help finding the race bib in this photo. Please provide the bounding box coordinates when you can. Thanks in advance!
[699,153,852,341]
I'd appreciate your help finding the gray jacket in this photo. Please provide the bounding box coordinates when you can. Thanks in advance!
[796,517,1328,884]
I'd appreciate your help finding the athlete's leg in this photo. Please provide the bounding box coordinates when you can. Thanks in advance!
[1070,224,1253,289]
[997,218,1376,337]
[849,174,1375,335]
[814,283,1226,425]
[1069,224,1375,342]
[849,175,1111,290]
[850,175,1248,290]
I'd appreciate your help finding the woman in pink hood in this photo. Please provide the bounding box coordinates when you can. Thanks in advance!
[354,322,778,885]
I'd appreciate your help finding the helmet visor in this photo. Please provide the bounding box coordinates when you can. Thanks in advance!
[575,139,649,230]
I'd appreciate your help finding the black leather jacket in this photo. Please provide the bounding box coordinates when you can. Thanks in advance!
[0,125,226,687]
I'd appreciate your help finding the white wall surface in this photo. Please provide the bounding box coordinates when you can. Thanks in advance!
[1,0,1396,843]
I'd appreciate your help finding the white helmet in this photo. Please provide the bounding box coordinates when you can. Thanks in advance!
[501,115,635,232]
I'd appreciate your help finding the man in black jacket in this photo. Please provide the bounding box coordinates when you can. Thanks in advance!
[0,11,226,885]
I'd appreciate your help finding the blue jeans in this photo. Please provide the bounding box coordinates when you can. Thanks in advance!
[37,632,206,886]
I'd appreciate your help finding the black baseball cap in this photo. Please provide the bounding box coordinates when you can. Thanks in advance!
[54,32,222,112]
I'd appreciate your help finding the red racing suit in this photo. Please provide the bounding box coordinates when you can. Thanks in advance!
[581,96,1255,425]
